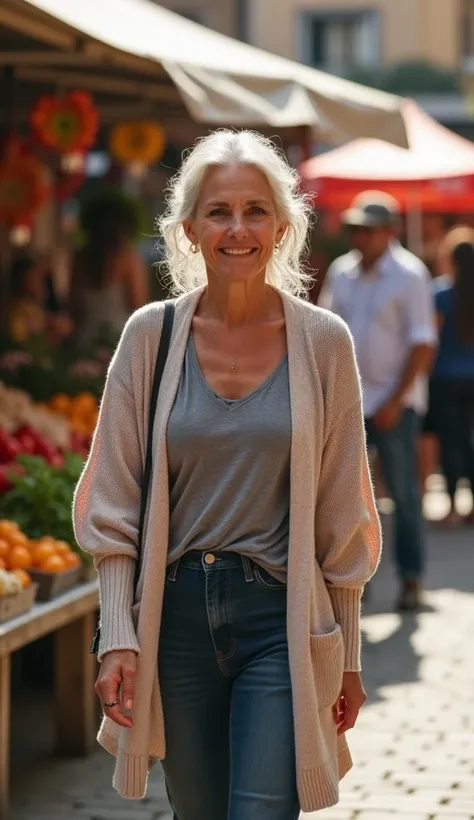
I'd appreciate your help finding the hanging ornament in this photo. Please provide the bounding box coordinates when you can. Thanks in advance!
[0,137,48,227]
[109,121,166,166]
[30,90,99,154]
[60,151,85,174]
[9,224,32,247]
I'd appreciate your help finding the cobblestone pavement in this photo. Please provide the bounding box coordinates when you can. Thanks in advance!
[10,483,474,820]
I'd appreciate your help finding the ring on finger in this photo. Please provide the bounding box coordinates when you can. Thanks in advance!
[103,700,119,709]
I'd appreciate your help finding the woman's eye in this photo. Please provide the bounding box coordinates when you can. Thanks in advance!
[209,208,228,216]
[248,206,266,215]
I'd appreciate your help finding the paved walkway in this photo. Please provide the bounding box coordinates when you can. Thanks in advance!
[10,483,474,820]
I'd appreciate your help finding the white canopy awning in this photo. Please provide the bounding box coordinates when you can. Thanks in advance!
[7,0,408,146]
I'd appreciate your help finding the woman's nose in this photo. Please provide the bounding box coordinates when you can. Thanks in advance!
[229,215,248,237]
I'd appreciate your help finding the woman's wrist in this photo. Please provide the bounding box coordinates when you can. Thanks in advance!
[97,555,140,660]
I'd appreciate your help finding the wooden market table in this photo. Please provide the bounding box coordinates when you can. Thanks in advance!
[0,580,99,820]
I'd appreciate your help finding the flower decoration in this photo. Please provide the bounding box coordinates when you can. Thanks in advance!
[109,121,166,166]
[30,91,99,154]
[0,138,48,226]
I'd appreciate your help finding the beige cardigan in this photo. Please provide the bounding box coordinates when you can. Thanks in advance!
[73,285,381,813]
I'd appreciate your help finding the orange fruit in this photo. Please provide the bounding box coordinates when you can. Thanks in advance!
[64,552,81,569]
[0,557,6,571]
[8,532,29,549]
[54,540,71,557]
[12,568,31,588]
[32,542,56,566]
[70,418,89,436]
[0,539,10,561]
[73,392,97,415]
[50,393,72,415]
[9,545,32,570]
[41,554,66,573]
[0,520,19,539]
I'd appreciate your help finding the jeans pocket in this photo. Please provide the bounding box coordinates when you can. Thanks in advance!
[253,564,286,590]
[310,623,345,709]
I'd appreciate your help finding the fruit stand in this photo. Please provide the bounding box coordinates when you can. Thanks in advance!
[0,373,104,818]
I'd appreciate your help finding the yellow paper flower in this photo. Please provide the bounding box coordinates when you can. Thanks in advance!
[109,121,166,165]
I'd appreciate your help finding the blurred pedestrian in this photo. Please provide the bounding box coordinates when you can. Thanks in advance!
[430,227,474,527]
[6,253,72,346]
[320,191,436,611]
[74,131,381,819]
[70,189,149,350]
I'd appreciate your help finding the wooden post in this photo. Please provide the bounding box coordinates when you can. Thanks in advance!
[298,124,314,162]
[54,612,96,755]
[0,654,11,820]
[0,66,15,311]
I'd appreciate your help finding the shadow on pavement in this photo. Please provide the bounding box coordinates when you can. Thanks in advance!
[361,613,421,705]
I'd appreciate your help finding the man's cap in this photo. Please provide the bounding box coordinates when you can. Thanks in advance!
[342,191,401,228]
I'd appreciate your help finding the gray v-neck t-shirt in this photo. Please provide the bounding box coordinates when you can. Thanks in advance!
[167,335,291,582]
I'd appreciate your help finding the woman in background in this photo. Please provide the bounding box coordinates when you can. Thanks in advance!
[7,254,71,346]
[431,227,474,526]
[70,190,149,349]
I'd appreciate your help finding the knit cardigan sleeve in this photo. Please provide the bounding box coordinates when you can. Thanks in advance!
[73,306,162,660]
[315,320,382,671]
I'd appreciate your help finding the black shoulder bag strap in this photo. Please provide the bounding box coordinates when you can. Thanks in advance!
[90,299,176,654]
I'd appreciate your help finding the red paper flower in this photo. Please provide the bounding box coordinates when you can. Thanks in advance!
[30,91,99,153]
[0,139,48,225]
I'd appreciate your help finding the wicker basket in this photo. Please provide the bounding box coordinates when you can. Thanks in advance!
[0,583,38,623]
[28,565,82,601]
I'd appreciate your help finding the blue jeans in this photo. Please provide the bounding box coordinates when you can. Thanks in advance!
[366,408,425,580]
[158,550,299,820]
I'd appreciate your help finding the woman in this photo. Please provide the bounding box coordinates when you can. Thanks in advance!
[73,131,381,818]
[70,190,148,349]
[430,228,474,526]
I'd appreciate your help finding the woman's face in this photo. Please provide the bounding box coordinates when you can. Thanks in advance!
[183,164,287,285]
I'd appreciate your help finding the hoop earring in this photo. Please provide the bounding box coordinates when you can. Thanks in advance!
[190,243,200,254]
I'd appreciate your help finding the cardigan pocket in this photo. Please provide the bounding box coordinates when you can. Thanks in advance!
[309,623,345,709]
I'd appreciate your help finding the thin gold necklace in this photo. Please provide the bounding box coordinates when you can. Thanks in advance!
[212,330,237,370]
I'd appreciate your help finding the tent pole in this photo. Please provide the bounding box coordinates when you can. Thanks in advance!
[298,124,313,161]
[0,66,16,311]
[406,195,423,257]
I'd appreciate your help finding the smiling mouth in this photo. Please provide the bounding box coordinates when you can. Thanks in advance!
[220,248,257,255]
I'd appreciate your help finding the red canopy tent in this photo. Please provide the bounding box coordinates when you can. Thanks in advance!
[299,99,474,213]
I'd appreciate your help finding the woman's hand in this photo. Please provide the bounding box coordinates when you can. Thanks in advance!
[332,671,367,736]
[95,649,137,729]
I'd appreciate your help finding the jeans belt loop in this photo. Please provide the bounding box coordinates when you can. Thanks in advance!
[167,557,180,582]
[241,554,254,582]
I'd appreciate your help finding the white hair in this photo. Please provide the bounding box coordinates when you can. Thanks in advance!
[157,130,313,298]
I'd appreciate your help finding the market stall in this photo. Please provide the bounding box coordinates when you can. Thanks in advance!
[299,99,474,213]
[0,377,102,817]
[3,0,409,146]
[0,0,410,324]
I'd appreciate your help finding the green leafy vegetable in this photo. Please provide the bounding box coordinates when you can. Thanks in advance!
[0,453,91,564]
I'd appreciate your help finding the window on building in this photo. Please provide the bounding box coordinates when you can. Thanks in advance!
[461,0,474,71]
[298,9,379,74]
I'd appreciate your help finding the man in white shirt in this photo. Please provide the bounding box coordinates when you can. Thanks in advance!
[320,191,437,611]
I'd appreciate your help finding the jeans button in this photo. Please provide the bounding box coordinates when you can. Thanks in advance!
[204,553,216,565]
